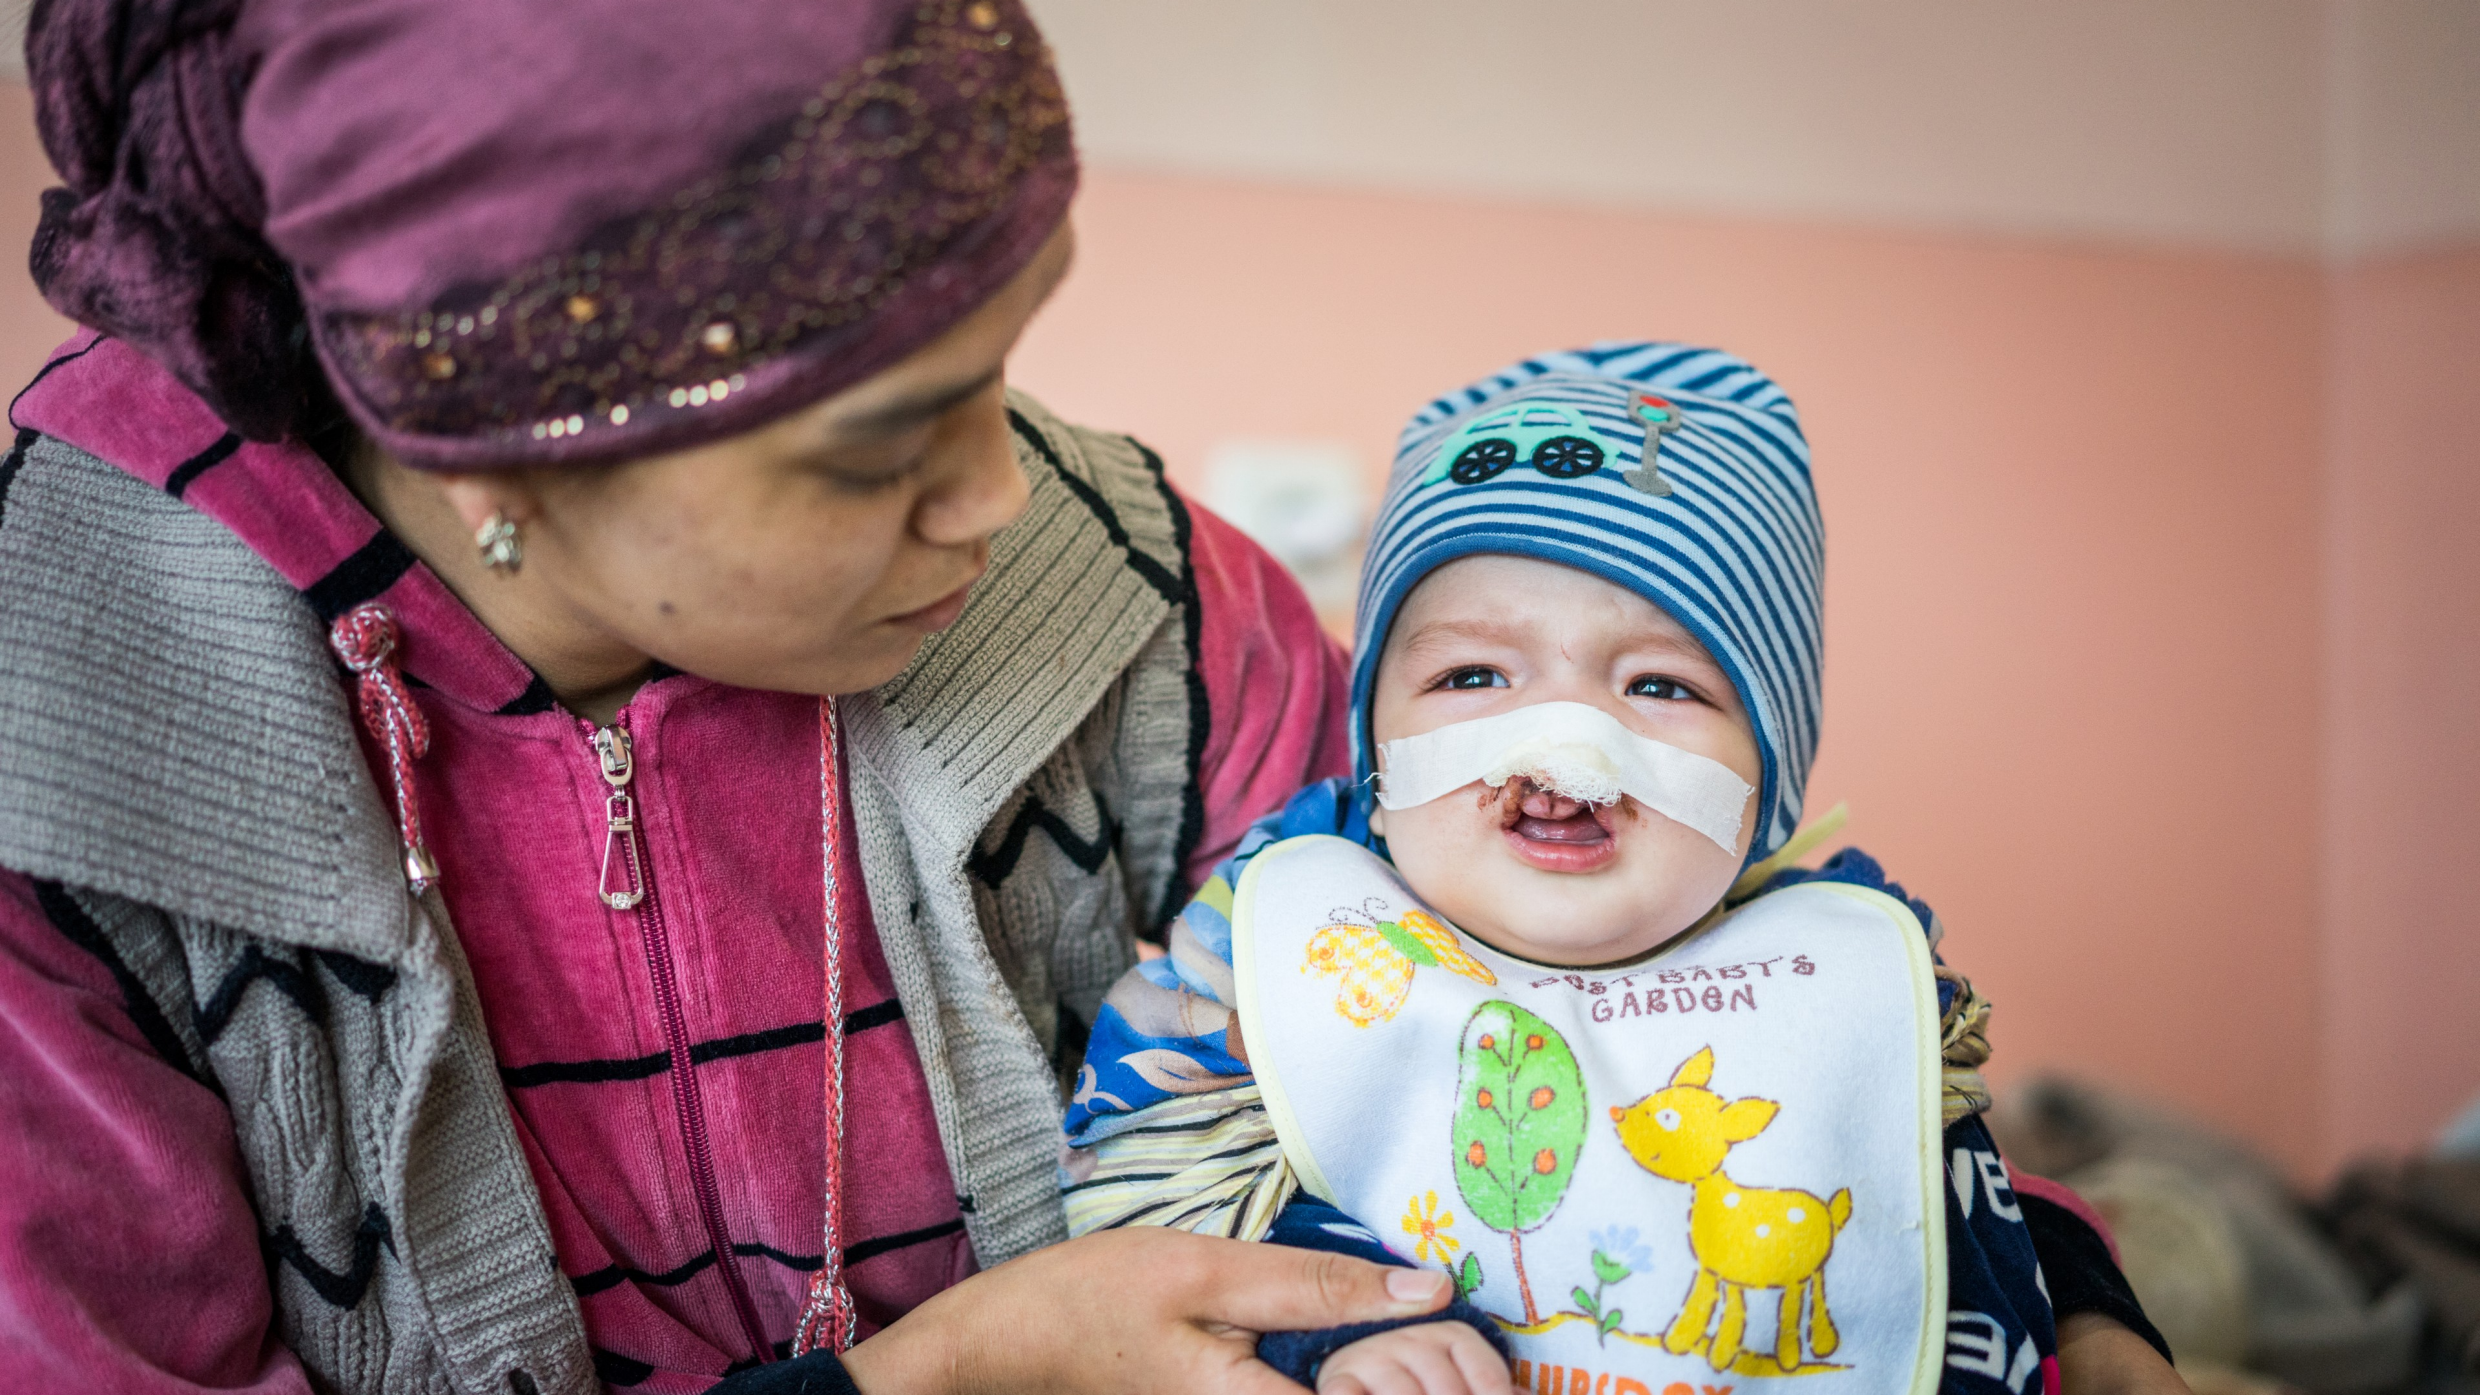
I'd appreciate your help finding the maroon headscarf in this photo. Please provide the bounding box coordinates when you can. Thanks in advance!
[26,0,1076,468]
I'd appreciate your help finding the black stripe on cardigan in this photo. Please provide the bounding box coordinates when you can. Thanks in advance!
[0,426,37,527]
[493,673,560,716]
[1131,436,1210,927]
[264,1202,395,1310]
[567,1218,966,1299]
[498,1001,905,1089]
[164,432,242,498]
[967,787,1119,886]
[1004,408,1183,605]
[5,336,106,433]
[31,879,219,1094]
[591,1349,657,1386]
[302,529,418,623]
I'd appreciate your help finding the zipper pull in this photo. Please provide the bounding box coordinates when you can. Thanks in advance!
[593,726,646,910]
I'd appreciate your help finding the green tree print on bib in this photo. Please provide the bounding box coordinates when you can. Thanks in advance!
[1451,1000,1587,1326]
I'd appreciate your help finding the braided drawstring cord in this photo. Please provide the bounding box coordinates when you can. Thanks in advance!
[792,697,858,1356]
[329,603,440,894]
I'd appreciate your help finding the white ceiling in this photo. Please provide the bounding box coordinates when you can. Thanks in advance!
[1028,0,2480,259]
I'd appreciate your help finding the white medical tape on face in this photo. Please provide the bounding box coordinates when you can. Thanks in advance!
[1374,700,1753,852]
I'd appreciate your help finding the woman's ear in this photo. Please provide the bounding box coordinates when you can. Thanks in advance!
[435,472,542,535]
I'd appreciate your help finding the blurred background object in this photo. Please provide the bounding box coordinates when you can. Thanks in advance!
[1200,438,1366,629]
[2445,1101,2480,1161]
[0,0,2473,1234]
[1992,1080,2432,1391]
[1991,1077,2480,1391]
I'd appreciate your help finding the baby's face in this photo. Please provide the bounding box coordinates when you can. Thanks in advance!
[1368,555,1762,966]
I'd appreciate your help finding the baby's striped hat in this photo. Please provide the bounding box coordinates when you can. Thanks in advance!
[1349,342,1824,862]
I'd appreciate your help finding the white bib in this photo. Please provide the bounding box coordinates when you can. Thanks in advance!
[1231,836,1947,1393]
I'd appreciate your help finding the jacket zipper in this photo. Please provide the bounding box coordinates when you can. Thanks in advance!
[591,721,774,1365]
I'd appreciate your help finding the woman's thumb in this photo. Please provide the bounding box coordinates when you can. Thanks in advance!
[1213,1245,1454,1334]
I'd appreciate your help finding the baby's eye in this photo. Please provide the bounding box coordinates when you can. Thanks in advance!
[1628,675,1692,701]
[1441,667,1508,691]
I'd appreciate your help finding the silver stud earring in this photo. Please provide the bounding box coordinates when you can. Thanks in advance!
[476,511,523,574]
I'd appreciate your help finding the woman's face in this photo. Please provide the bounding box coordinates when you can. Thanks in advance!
[444,223,1074,701]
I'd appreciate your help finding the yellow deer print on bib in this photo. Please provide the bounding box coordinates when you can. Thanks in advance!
[1613,1047,1855,1374]
[1231,836,1949,1393]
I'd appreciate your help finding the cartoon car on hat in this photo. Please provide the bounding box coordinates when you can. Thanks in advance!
[1422,402,1607,486]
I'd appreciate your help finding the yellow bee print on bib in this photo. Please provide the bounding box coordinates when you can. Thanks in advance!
[1304,907,1496,1026]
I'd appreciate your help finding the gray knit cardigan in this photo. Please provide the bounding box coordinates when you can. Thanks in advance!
[0,394,1208,1395]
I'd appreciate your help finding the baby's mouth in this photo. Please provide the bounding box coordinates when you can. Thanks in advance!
[1491,779,1620,868]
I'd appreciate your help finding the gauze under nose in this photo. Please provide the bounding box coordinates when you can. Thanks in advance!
[1374,701,1752,852]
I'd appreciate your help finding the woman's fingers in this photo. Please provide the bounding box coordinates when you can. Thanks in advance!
[1202,1241,1455,1334]
[843,1229,1462,1395]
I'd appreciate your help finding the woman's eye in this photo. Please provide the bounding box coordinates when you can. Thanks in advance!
[1441,667,1507,691]
[1628,675,1692,701]
[819,455,923,493]
[810,432,935,492]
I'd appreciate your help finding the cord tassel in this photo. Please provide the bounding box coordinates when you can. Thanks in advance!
[329,603,439,893]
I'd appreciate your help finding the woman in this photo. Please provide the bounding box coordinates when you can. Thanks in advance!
[0,0,2178,1392]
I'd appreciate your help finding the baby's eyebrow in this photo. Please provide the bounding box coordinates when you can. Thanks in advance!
[1398,616,1720,665]
[1625,630,1725,669]
[1393,617,1534,655]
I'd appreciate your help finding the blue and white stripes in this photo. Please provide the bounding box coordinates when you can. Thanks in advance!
[1348,342,1824,862]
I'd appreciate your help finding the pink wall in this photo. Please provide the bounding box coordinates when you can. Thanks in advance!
[1011,171,2353,1172]
[2321,248,2480,1162]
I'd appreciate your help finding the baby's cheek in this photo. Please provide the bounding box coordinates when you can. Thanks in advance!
[1380,798,1497,915]
[1386,792,1500,859]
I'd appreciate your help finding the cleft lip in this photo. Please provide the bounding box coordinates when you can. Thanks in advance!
[1495,777,1616,832]
[1495,777,1622,870]
[1514,811,1609,843]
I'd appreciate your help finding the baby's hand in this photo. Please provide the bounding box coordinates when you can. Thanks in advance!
[1314,1320,1513,1395]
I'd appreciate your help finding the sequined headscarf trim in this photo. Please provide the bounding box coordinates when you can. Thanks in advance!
[27,0,1076,468]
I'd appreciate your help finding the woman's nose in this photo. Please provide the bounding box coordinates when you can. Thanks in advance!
[914,396,1031,547]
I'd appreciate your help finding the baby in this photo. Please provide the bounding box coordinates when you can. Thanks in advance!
[1064,345,2142,1395]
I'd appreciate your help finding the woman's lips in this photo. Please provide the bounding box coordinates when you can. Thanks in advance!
[1495,781,1620,872]
[888,576,979,632]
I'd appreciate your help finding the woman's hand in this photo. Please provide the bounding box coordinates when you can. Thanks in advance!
[1315,1321,1512,1395]
[841,1227,1460,1395]
[2055,1313,2193,1395]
